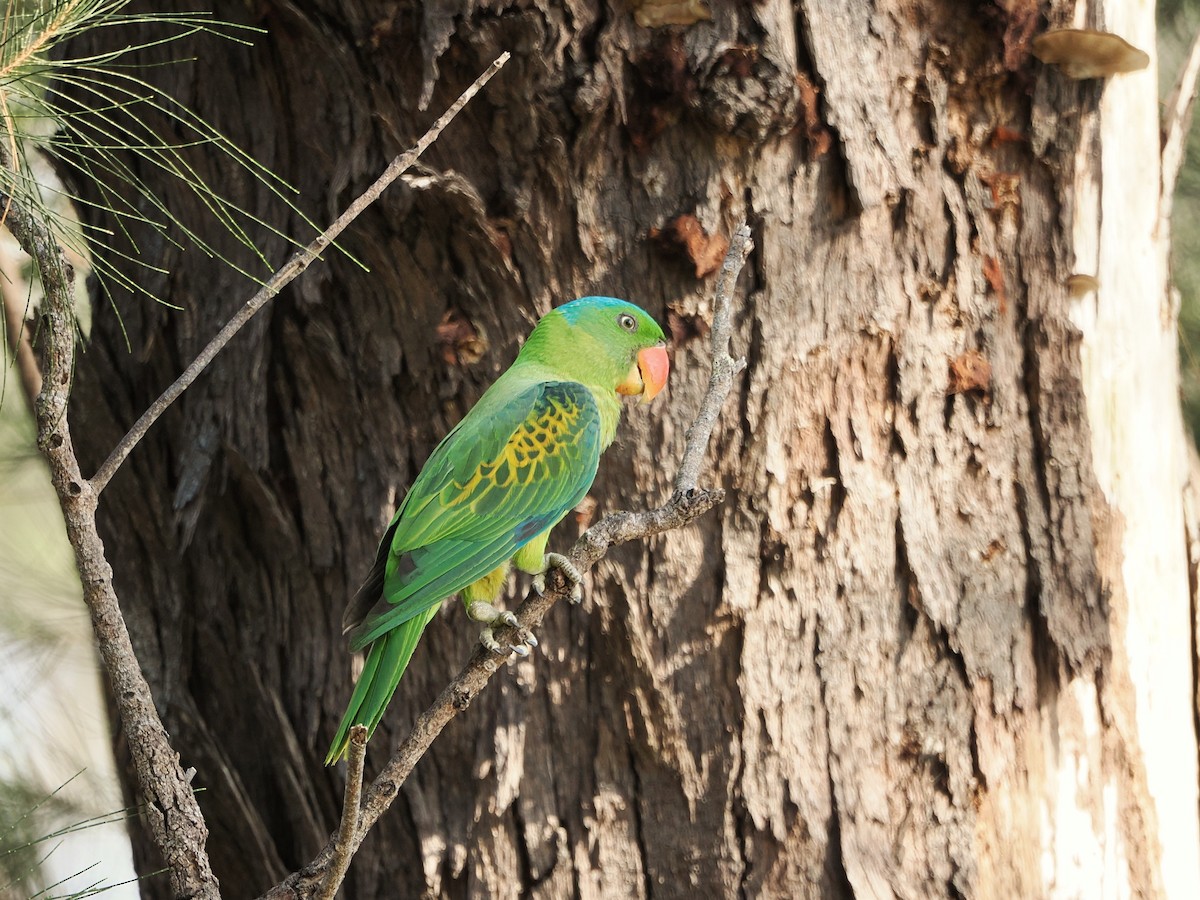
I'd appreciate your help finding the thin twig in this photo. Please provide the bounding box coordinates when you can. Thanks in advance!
[90,52,511,495]
[318,725,367,900]
[260,224,754,900]
[674,223,750,493]
[3,196,220,898]
[1161,25,1200,233]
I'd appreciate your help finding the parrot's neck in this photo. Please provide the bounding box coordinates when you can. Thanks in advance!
[592,388,623,448]
[514,321,631,447]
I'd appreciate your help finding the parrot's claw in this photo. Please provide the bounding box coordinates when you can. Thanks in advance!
[479,627,504,655]
[467,601,538,657]
[534,553,584,605]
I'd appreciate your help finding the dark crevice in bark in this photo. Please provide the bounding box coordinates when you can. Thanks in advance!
[790,3,855,214]
[895,515,919,650]
[941,386,956,432]
[742,191,766,291]
[1019,542,1061,717]
[966,717,985,792]
[512,800,534,894]
[732,775,751,900]
[626,741,653,900]
[814,621,852,897]
[1014,485,1059,710]
[819,416,845,539]
[572,1,607,71]
[889,186,910,241]
[887,365,907,463]
[1016,321,1060,694]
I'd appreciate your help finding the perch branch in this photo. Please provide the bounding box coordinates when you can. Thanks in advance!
[90,52,511,495]
[1161,24,1200,232]
[261,224,754,900]
[3,198,221,897]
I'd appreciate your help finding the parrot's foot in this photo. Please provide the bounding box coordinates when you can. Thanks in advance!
[532,553,583,604]
[466,600,538,657]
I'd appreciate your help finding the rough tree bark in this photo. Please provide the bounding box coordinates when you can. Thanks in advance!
[66,0,1197,897]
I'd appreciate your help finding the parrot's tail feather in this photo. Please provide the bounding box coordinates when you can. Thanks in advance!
[324,610,436,766]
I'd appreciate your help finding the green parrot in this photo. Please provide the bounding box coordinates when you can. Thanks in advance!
[326,296,670,764]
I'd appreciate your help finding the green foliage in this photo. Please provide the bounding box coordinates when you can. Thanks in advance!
[0,774,153,899]
[0,0,314,312]
[0,776,79,897]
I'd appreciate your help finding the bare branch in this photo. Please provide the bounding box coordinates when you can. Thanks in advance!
[674,222,750,493]
[2,195,221,898]
[261,224,754,900]
[1161,25,1200,232]
[319,725,367,900]
[90,52,511,495]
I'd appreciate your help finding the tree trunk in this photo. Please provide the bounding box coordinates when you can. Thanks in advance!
[68,0,1198,897]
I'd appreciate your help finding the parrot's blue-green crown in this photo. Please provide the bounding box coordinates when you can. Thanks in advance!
[553,296,664,341]
[557,295,651,324]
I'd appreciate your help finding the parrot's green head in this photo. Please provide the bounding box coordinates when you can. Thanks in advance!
[523,296,670,403]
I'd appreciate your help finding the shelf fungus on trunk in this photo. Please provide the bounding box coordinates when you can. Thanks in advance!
[1031,29,1150,80]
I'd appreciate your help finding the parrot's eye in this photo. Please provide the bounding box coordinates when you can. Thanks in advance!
[617,313,637,332]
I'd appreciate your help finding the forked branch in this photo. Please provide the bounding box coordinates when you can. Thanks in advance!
[9,55,510,900]
[263,224,753,900]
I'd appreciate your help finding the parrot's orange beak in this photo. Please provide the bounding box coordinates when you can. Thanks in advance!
[617,343,670,403]
[637,344,670,403]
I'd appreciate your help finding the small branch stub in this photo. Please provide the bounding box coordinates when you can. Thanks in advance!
[319,725,367,900]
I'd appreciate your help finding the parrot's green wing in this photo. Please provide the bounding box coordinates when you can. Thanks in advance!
[345,380,602,651]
